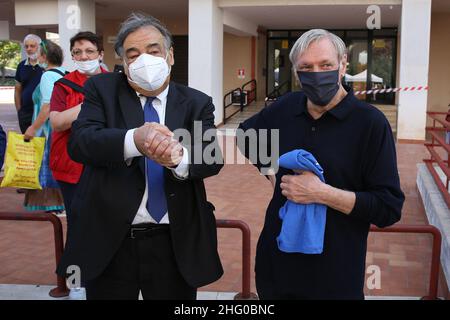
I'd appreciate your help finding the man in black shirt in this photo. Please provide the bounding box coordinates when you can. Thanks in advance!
[14,34,43,134]
[238,29,404,299]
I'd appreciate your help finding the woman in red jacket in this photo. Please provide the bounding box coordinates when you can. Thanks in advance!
[49,31,107,237]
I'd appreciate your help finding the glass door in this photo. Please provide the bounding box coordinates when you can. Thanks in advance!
[267,38,292,97]
[345,39,369,101]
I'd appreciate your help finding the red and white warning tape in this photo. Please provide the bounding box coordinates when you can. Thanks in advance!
[354,85,428,96]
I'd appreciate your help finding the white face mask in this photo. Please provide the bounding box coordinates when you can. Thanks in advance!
[126,53,171,92]
[74,59,101,75]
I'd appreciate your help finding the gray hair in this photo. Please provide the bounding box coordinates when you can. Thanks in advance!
[23,34,42,45]
[289,29,347,68]
[114,12,172,57]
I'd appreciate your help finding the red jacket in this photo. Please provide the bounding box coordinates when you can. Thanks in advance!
[50,69,106,183]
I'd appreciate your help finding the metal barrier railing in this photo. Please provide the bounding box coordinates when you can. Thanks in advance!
[370,224,442,300]
[223,80,257,125]
[0,211,69,297]
[0,213,442,300]
[223,87,243,124]
[0,212,256,299]
[216,219,258,300]
[265,80,291,107]
[425,111,450,207]
[242,79,257,106]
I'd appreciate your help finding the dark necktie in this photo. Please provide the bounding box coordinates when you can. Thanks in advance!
[143,97,167,222]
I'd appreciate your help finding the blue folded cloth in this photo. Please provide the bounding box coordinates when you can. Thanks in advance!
[277,149,326,254]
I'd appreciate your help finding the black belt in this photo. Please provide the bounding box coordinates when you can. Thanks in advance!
[129,223,169,239]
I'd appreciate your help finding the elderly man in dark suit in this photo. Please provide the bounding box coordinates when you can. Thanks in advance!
[57,13,224,300]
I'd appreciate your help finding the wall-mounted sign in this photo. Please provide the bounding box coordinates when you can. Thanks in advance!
[238,68,245,79]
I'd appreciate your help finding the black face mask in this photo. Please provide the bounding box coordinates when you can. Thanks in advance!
[297,69,340,106]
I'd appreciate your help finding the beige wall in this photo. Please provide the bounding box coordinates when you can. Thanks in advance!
[223,32,253,96]
[427,12,450,113]
[99,16,188,71]
[15,0,58,26]
[99,19,121,70]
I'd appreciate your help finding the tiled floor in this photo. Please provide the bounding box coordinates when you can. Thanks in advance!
[0,96,443,298]
[222,100,266,129]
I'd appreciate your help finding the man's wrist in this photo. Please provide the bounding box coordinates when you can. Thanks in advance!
[166,147,183,168]
[132,128,143,155]
[317,183,332,205]
[170,146,189,179]
[125,128,142,163]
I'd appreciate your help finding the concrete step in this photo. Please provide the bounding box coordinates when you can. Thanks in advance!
[0,284,424,300]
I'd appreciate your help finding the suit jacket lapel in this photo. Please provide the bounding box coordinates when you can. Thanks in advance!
[118,75,145,173]
[118,75,144,129]
[165,82,187,132]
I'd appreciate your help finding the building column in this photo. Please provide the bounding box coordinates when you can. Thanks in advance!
[188,0,223,125]
[58,0,95,71]
[0,21,9,40]
[397,0,432,141]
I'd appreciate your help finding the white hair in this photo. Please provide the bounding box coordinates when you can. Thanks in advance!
[289,29,347,70]
[23,34,42,45]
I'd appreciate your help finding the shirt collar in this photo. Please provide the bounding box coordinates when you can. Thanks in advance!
[326,85,357,120]
[136,84,170,102]
[24,58,38,66]
[296,85,356,121]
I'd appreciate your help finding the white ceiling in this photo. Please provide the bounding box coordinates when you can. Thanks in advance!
[224,4,402,30]
[95,0,188,20]
[94,1,401,29]
[1,0,449,32]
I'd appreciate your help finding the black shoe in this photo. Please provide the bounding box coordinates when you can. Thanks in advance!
[16,188,26,194]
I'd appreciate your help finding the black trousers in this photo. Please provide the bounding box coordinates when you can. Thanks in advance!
[58,180,85,287]
[17,110,32,134]
[85,224,196,300]
[57,181,77,241]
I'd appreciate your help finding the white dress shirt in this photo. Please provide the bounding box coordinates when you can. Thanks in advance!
[123,85,189,225]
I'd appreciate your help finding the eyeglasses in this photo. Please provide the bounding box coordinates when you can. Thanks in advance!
[71,49,99,58]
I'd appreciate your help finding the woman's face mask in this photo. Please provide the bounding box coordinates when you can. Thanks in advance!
[125,52,171,92]
[74,58,101,75]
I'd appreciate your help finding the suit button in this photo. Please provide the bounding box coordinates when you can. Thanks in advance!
[169,193,175,197]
